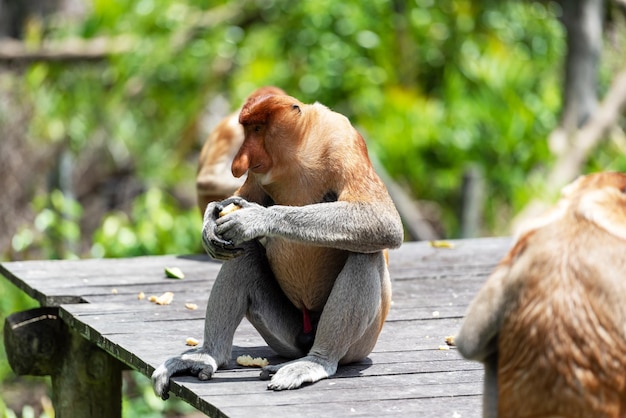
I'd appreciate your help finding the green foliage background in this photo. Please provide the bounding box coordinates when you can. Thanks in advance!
[24,0,568,243]
[1,0,625,416]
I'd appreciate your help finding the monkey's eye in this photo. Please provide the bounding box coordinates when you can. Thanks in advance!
[253,125,262,132]
[291,104,301,114]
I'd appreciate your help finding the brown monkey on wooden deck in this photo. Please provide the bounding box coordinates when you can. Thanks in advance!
[455,172,626,418]
[152,93,403,398]
[196,86,286,213]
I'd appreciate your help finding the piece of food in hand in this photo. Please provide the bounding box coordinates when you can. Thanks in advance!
[236,354,269,368]
[185,337,199,346]
[164,267,185,279]
[219,203,241,217]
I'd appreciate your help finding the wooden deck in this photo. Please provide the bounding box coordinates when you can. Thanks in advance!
[1,237,511,417]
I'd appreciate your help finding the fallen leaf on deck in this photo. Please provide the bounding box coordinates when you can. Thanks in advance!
[164,267,185,279]
[429,240,455,249]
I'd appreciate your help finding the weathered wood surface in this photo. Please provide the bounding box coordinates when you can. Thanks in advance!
[0,237,512,418]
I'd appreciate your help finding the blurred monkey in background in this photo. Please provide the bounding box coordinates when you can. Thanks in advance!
[455,172,626,418]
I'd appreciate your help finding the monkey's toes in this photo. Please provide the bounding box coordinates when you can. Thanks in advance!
[198,365,215,381]
[260,364,280,381]
[151,366,171,400]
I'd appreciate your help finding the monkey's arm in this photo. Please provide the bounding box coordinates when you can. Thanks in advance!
[213,196,404,253]
[455,264,510,362]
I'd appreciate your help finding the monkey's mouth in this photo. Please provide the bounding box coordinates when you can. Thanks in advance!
[250,164,269,174]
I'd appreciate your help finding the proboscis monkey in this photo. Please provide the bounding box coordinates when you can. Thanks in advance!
[455,172,626,418]
[152,93,404,398]
[196,86,286,213]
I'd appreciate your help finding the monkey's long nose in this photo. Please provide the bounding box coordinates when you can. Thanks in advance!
[231,151,250,178]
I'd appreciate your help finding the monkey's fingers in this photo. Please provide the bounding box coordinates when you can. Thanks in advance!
[205,241,245,260]
[201,227,244,260]
[219,196,252,209]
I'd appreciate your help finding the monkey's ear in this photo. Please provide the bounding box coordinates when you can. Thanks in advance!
[576,186,626,241]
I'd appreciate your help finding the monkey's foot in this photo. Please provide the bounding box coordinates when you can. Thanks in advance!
[260,355,337,390]
[151,350,219,400]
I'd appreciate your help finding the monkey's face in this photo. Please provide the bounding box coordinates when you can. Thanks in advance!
[234,94,307,185]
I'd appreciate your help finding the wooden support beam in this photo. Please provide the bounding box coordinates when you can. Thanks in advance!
[5,307,123,418]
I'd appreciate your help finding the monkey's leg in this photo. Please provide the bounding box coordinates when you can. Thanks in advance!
[202,240,306,365]
[262,251,386,390]
[483,352,498,418]
[152,241,302,399]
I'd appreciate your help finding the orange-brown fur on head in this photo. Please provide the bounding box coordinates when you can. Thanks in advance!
[495,172,626,417]
[195,86,285,212]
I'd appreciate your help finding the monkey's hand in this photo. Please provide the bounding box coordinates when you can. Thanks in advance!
[215,196,270,245]
[202,201,245,260]
[259,355,337,390]
[151,348,219,400]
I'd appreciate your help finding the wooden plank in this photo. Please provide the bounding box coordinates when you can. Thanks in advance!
[0,254,222,305]
[58,286,484,416]
[0,238,511,305]
[149,367,483,417]
[0,238,512,417]
[218,395,482,418]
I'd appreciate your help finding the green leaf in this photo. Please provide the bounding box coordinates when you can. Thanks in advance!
[164,267,185,279]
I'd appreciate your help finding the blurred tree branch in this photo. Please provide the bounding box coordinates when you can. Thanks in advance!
[554,0,603,140]
[0,1,264,63]
[547,68,626,188]
[516,66,626,227]
[514,0,626,227]
[0,36,134,63]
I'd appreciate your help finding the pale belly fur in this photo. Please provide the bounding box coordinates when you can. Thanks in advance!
[264,238,349,311]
